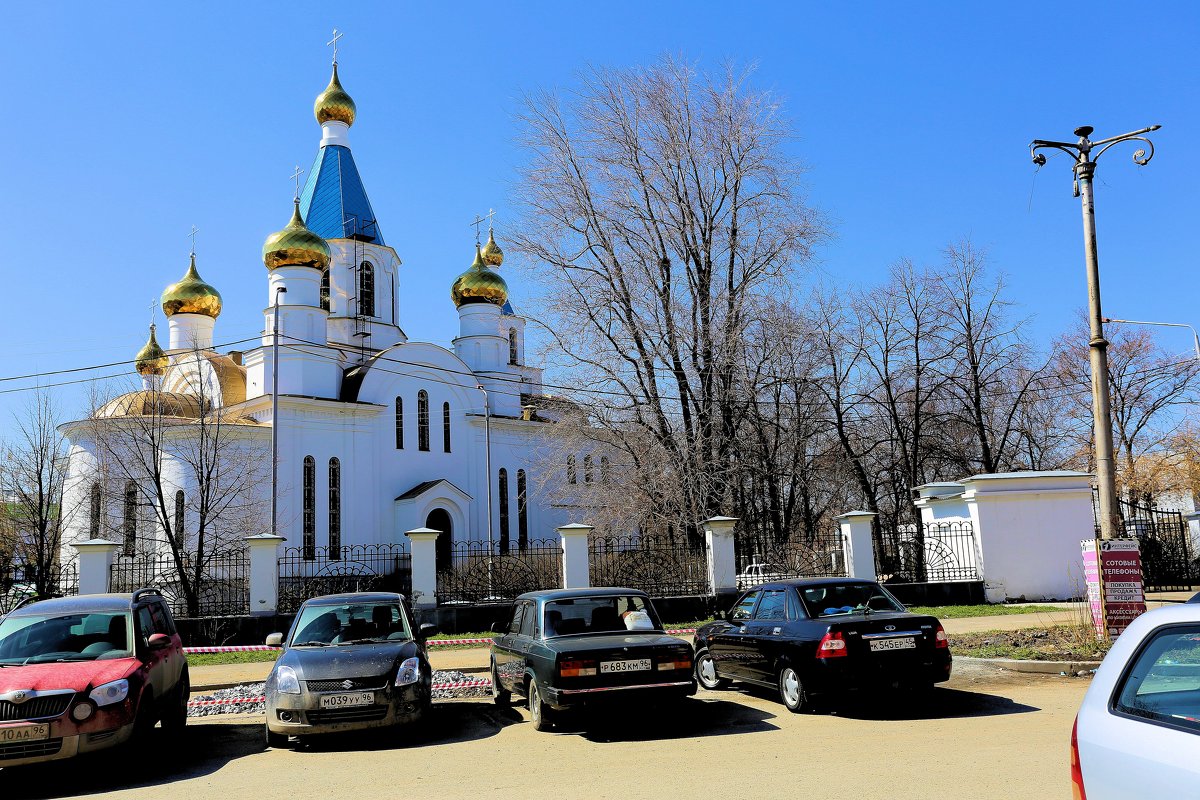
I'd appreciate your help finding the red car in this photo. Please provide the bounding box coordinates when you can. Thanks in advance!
[0,588,189,766]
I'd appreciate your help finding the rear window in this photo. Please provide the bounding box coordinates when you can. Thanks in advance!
[797,583,903,618]
[544,595,661,637]
[1112,624,1200,735]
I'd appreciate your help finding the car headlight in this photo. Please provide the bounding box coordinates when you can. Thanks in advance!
[275,665,301,694]
[89,679,129,707]
[396,657,421,687]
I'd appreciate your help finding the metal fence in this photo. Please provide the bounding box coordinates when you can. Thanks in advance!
[875,521,980,584]
[589,534,711,597]
[436,538,562,605]
[1094,496,1199,591]
[0,562,79,614]
[109,548,250,617]
[735,531,847,589]
[278,543,413,614]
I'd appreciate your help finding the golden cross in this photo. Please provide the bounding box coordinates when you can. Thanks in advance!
[469,209,496,244]
[290,165,304,200]
[148,298,157,325]
[327,28,343,65]
[188,225,199,255]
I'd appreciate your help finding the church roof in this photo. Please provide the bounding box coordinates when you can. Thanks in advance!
[299,144,384,245]
[395,479,472,502]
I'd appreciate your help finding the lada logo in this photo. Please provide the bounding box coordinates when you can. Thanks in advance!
[884,625,896,632]
[341,680,354,690]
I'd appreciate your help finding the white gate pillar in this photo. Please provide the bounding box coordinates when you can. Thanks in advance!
[836,511,878,581]
[557,523,593,589]
[245,534,285,616]
[703,516,739,597]
[71,539,121,595]
[405,527,441,609]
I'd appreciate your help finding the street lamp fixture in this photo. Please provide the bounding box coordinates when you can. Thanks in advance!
[1101,318,1200,362]
[1030,124,1161,540]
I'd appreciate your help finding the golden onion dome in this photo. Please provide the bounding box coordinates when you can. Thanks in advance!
[314,64,356,126]
[162,254,223,318]
[481,228,504,267]
[134,324,168,376]
[451,245,509,308]
[262,200,331,270]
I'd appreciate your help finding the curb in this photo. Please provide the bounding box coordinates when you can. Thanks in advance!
[959,655,1102,674]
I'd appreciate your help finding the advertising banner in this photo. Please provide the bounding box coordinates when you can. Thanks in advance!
[1081,539,1147,638]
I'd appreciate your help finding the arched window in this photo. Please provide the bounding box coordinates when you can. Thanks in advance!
[359,262,375,317]
[498,468,510,554]
[89,484,102,538]
[302,456,316,560]
[319,269,330,312]
[417,391,430,451]
[174,490,185,539]
[566,455,577,484]
[600,455,611,484]
[394,397,404,450]
[508,328,518,365]
[583,454,594,483]
[123,481,137,557]
[442,402,452,453]
[517,469,529,551]
[328,458,341,558]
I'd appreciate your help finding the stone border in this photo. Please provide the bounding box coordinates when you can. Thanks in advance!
[958,655,1101,674]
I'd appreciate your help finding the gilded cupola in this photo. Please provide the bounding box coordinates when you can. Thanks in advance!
[480,227,504,267]
[262,200,331,270]
[134,324,168,376]
[162,254,223,318]
[314,64,356,126]
[451,245,509,308]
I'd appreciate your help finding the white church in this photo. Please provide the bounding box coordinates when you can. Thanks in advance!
[61,55,574,571]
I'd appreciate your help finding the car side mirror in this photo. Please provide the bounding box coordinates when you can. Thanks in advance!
[265,632,284,648]
[419,623,437,639]
[490,622,507,635]
[147,633,172,651]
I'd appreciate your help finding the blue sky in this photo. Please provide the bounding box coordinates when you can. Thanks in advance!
[1,1,1196,434]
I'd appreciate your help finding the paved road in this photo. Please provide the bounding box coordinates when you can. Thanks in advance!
[6,661,1086,800]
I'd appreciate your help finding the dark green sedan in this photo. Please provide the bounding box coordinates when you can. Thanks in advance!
[489,588,696,730]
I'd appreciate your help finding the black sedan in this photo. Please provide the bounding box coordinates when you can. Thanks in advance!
[489,588,696,730]
[263,592,436,746]
[694,578,952,712]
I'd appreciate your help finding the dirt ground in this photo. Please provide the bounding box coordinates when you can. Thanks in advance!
[4,659,1087,800]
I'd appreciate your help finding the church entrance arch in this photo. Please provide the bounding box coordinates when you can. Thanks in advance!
[426,508,453,573]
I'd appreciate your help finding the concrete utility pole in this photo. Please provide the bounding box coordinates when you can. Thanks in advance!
[1030,124,1161,540]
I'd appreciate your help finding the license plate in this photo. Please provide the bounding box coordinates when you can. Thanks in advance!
[869,637,916,652]
[0,724,50,743]
[600,659,651,674]
[319,691,375,709]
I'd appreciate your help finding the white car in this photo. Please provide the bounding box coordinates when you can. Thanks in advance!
[1073,596,1200,798]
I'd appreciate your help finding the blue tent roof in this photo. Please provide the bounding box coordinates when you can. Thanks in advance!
[298,145,384,245]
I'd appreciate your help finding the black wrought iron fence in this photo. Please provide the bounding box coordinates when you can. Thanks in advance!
[436,538,561,605]
[589,534,710,597]
[278,543,413,613]
[875,521,980,584]
[1093,495,1199,591]
[110,549,250,617]
[735,531,847,589]
[0,562,79,614]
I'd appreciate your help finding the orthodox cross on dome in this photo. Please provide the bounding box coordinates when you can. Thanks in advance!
[290,165,304,201]
[327,28,343,65]
[469,208,496,245]
[148,298,157,325]
[188,225,199,256]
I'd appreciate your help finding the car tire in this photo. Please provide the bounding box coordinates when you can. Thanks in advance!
[161,670,189,731]
[695,648,729,691]
[491,660,511,707]
[527,677,553,732]
[264,723,288,749]
[778,666,810,713]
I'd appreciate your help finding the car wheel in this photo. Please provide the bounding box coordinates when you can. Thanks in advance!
[264,722,288,749]
[161,670,189,731]
[778,666,810,713]
[491,660,511,707]
[695,648,729,691]
[527,677,553,732]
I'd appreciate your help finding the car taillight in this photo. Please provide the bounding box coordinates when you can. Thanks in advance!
[1071,716,1086,800]
[816,631,848,658]
[658,654,693,672]
[934,623,949,649]
[559,659,597,677]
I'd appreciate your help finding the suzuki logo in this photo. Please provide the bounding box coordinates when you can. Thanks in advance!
[341,680,354,690]
[884,625,896,632]
[10,690,28,704]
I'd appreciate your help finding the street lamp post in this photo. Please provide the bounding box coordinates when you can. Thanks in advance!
[271,286,287,539]
[1102,318,1200,362]
[1031,124,1161,540]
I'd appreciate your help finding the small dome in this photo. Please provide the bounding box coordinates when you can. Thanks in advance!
[451,245,509,308]
[162,254,223,318]
[314,64,356,126]
[135,324,168,376]
[262,200,331,270]
[481,228,504,267]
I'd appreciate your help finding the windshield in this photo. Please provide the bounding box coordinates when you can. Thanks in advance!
[797,584,904,618]
[544,595,662,637]
[0,611,133,664]
[290,602,410,646]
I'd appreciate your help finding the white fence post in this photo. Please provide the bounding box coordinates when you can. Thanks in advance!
[71,539,121,595]
[836,511,878,581]
[244,534,285,616]
[405,527,441,609]
[702,516,739,597]
[557,523,593,589]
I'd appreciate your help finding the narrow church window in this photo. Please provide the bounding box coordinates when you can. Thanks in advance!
[417,391,430,451]
[508,328,518,365]
[566,455,576,484]
[395,397,404,449]
[359,262,375,317]
[601,455,611,484]
[443,402,452,453]
[498,468,510,554]
[89,484,102,538]
[174,490,185,538]
[328,458,341,558]
[123,482,137,557]
[584,454,594,483]
[303,456,316,560]
[319,268,330,312]
[517,469,529,551]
